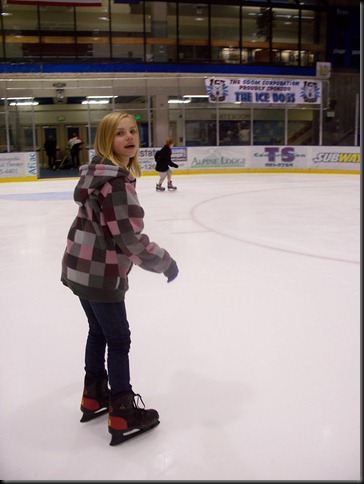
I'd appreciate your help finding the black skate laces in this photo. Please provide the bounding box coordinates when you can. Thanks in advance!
[131,393,154,424]
[132,393,146,410]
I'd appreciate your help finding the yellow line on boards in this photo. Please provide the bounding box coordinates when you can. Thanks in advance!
[142,169,360,176]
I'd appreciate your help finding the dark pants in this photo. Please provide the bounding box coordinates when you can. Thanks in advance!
[79,298,132,395]
[47,152,57,168]
[71,148,80,167]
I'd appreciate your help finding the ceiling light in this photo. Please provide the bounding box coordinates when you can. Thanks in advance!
[82,100,110,104]
[9,101,39,106]
[168,99,191,104]
[183,95,209,99]
[2,97,39,105]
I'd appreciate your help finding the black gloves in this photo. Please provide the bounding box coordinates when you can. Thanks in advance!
[164,259,179,283]
[172,162,179,168]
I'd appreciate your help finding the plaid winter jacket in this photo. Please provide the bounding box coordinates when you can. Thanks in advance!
[61,157,174,302]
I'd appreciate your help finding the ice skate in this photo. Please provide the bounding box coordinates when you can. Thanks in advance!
[156,183,165,192]
[108,391,160,446]
[80,373,110,422]
[168,181,177,191]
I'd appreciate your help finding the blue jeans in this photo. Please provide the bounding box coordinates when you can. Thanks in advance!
[79,298,132,395]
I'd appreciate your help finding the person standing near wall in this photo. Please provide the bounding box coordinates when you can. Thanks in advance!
[155,137,178,191]
[68,132,83,169]
[44,134,57,170]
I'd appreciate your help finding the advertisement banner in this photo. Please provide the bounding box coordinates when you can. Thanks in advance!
[250,146,309,169]
[205,78,322,105]
[188,147,248,171]
[138,147,188,172]
[0,152,37,179]
[310,147,360,171]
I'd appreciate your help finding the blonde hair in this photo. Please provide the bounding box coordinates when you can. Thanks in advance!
[166,137,174,146]
[94,111,141,177]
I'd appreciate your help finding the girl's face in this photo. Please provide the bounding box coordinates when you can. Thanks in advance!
[112,117,139,165]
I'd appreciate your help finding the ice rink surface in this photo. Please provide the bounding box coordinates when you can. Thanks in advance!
[0,172,360,481]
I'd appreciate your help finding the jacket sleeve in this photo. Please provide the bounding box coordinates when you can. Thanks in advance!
[102,177,172,274]
[166,147,178,168]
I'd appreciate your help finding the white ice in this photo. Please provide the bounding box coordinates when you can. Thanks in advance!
[0,173,360,481]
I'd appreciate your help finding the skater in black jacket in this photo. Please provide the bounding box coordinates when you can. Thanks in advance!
[155,137,178,191]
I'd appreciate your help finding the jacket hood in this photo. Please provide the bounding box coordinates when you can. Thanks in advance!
[74,155,135,205]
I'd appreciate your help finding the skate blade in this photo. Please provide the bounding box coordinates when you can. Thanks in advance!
[109,420,160,446]
[80,407,108,422]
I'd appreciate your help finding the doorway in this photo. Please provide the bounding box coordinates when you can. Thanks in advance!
[42,126,59,168]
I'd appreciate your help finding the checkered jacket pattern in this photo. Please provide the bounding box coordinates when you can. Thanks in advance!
[61,157,174,302]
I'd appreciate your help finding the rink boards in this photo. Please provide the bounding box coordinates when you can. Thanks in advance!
[0,145,360,182]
